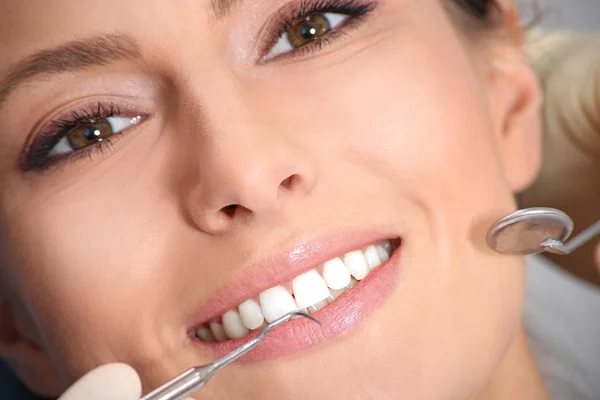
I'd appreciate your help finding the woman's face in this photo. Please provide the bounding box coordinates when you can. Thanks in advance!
[0,0,540,398]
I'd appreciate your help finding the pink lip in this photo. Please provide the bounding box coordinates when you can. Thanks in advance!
[186,230,402,359]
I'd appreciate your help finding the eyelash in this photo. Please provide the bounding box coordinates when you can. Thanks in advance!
[22,103,130,171]
[262,0,376,60]
[21,0,376,172]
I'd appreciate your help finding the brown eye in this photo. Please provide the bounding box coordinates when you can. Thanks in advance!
[48,116,143,157]
[68,119,114,150]
[267,12,347,59]
[287,14,332,48]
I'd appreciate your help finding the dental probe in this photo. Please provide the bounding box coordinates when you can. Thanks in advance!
[140,311,320,400]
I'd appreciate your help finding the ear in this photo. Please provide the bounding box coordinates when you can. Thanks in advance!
[487,47,543,193]
[0,293,64,397]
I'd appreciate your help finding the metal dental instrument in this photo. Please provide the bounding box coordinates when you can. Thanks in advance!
[487,207,600,255]
[140,311,319,400]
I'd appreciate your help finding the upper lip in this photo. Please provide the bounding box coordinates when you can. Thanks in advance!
[186,228,399,330]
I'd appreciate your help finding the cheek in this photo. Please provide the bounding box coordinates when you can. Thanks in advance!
[284,30,513,218]
[260,22,524,392]
[0,168,185,376]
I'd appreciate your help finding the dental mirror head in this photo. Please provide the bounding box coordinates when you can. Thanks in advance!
[486,208,574,255]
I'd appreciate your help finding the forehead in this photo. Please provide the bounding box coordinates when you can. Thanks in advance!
[0,0,316,77]
[0,1,211,66]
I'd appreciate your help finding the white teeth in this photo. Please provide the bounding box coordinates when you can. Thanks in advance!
[342,250,370,280]
[196,240,395,342]
[329,288,346,301]
[292,269,330,308]
[238,299,265,330]
[322,257,351,290]
[376,243,390,262]
[195,326,216,342]
[308,299,329,313]
[209,320,227,342]
[329,278,358,301]
[382,240,392,253]
[259,286,299,323]
[222,310,249,340]
[364,245,382,270]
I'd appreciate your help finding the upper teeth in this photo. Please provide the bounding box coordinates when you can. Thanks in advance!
[194,240,392,342]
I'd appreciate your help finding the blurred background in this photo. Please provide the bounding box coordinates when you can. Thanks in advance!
[522,0,600,31]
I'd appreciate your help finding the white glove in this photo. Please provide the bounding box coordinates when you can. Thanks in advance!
[57,363,142,400]
[57,364,196,400]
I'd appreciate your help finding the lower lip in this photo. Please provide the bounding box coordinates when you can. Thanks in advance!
[191,245,401,361]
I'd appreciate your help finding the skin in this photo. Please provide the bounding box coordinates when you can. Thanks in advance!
[0,0,549,398]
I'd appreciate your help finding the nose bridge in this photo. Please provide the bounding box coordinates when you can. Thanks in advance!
[204,111,290,207]
[184,83,316,232]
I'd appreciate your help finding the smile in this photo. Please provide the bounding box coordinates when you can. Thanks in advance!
[191,236,401,348]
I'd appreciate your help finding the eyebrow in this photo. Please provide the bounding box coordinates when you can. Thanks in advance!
[0,1,242,108]
[211,0,243,19]
[0,34,141,108]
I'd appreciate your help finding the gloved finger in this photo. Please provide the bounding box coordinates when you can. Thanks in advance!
[58,363,141,400]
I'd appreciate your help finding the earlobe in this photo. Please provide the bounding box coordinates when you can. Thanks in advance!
[0,295,64,396]
[490,56,543,193]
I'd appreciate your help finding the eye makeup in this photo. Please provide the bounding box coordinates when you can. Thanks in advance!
[18,0,378,172]
[259,0,377,61]
[21,102,147,172]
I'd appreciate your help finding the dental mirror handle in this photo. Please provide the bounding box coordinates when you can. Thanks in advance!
[542,220,600,255]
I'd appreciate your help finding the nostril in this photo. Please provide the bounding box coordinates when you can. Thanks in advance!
[280,175,297,190]
[221,204,238,218]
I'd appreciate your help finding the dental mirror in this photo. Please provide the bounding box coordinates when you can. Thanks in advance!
[486,208,574,255]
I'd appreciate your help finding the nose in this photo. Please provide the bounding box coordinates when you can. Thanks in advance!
[186,118,317,234]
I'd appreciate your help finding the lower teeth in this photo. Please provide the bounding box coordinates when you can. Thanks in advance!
[307,299,329,314]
